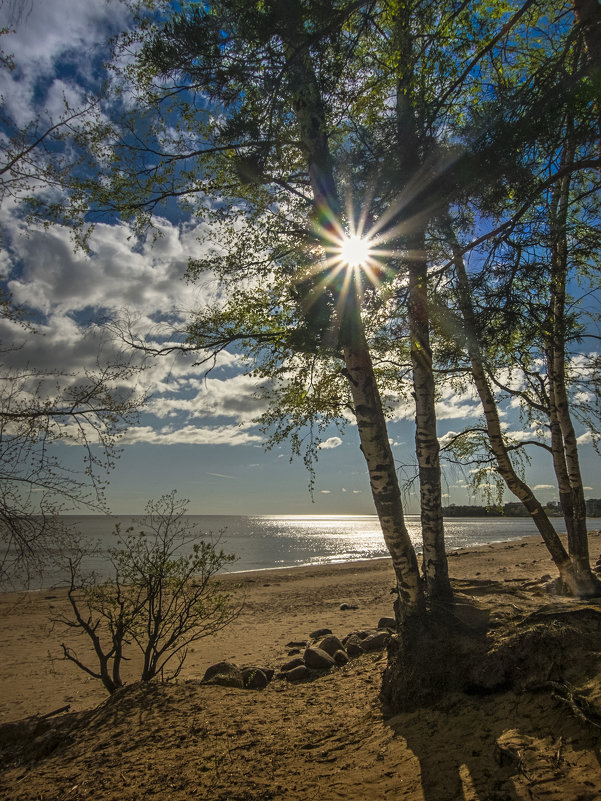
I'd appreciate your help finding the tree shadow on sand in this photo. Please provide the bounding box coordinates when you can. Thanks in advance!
[382,589,601,801]
[386,691,601,801]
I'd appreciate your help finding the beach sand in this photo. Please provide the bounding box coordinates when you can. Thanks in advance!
[1,532,601,800]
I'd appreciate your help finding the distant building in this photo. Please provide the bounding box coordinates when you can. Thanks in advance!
[586,499,601,517]
[442,504,490,517]
[503,502,529,516]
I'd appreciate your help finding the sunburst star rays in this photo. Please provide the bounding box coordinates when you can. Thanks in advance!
[293,189,424,346]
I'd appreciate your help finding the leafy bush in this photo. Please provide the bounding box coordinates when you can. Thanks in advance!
[55,491,239,693]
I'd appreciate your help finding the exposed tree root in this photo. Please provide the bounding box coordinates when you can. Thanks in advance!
[526,681,601,729]
[381,596,601,714]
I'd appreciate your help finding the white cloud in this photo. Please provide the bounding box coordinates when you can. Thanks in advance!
[435,401,480,421]
[119,425,264,447]
[148,373,269,424]
[439,430,459,447]
[533,484,554,491]
[577,431,593,445]
[504,428,550,444]
[388,383,481,423]
[0,206,278,445]
[4,215,211,318]
[319,436,343,450]
[320,490,331,494]
[0,0,131,125]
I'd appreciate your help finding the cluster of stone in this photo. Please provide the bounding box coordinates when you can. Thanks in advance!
[201,662,275,690]
[201,616,397,689]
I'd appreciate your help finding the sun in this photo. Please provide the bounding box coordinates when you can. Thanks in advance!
[339,234,372,268]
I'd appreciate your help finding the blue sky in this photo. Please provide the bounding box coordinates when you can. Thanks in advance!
[1,0,599,515]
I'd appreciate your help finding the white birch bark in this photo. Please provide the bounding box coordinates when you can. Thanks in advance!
[443,218,583,590]
[278,6,425,619]
[393,6,451,605]
[545,141,596,589]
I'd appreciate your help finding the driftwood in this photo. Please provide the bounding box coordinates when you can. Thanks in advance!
[36,704,71,721]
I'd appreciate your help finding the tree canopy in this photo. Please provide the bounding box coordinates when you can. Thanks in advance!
[3,0,601,598]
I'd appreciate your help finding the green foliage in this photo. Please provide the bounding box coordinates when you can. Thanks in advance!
[24,0,600,502]
[55,492,239,693]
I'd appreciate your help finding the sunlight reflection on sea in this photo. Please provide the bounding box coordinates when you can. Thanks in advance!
[26,513,601,589]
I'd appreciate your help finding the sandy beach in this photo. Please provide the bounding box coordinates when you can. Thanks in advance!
[2,532,601,800]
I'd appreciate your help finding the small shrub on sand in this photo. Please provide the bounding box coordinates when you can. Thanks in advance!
[54,491,239,693]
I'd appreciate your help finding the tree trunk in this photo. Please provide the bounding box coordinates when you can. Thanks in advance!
[343,332,424,620]
[407,232,452,605]
[393,6,452,606]
[572,0,601,155]
[443,216,594,595]
[546,378,577,547]
[573,0,601,62]
[279,6,425,622]
[545,139,597,592]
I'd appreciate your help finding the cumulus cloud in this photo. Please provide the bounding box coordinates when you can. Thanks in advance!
[0,0,130,125]
[119,425,263,447]
[503,428,550,444]
[4,215,210,318]
[388,383,481,422]
[435,400,481,421]
[319,436,343,450]
[439,430,460,447]
[148,373,269,424]
[0,204,275,446]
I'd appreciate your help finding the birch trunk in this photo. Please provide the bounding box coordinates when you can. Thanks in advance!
[407,234,452,604]
[545,141,596,590]
[444,218,586,592]
[343,333,424,618]
[393,7,451,605]
[573,0,601,63]
[546,381,577,548]
[572,0,601,156]
[279,7,424,620]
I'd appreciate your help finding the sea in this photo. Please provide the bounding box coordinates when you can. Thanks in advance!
[30,513,601,589]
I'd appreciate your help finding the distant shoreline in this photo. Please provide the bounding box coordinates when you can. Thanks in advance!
[54,511,597,518]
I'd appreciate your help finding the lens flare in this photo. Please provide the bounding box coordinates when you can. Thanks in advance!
[339,234,371,268]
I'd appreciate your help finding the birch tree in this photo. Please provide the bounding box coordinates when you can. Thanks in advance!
[103,0,426,622]
[440,211,599,596]
[429,0,601,595]
[387,0,450,604]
